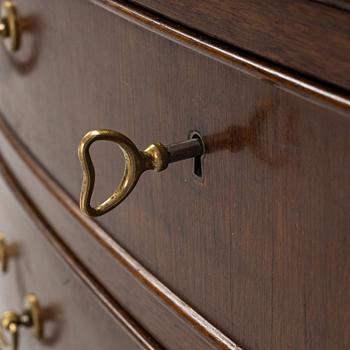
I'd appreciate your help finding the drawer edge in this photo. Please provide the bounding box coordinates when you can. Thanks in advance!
[0,132,163,350]
[89,0,350,117]
[0,114,243,350]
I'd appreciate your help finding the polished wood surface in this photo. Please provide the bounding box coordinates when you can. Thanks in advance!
[314,0,350,11]
[129,0,350,90]
[0,0,349,349]
[0,168,149,349]
[0,114,239,350]
[91,0,350,115]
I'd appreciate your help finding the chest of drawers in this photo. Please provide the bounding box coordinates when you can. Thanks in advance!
[0,0,349,349]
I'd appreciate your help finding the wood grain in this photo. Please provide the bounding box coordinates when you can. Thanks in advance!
[0,155,158,350]
[0,111,242,350]
[89,0,350,116]
[0,0,349,349]
[126,0,350,90]
[313,0,350,11]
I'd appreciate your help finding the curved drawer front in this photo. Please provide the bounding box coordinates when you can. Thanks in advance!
[0,0,349,350]
[130,0,350,90]
[0,114,239,350]
[0,172,150,350]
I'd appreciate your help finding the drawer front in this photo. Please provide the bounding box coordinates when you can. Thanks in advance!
[131,0,350,90]
[0,173,144,350]
[0,0,349,350]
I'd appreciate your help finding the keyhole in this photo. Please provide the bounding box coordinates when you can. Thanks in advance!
[189,131,205,180]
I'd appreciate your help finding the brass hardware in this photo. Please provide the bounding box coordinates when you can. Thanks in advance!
[78,129,204,217]
[0,233,7,273]
[0,294,42,350]
[0,1,20,52]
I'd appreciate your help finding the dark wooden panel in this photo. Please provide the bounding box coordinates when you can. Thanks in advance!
[0,114,240,350]
[90,0,350,115]
[313,0,350,11]
[0,170,149,350]
[0,0,349,349]
[128,0,350,90]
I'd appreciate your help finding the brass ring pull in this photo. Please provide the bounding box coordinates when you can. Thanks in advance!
[0,294,42,350]
[0,233,7,273]
[78,129,204,217]
[0,1,20,52]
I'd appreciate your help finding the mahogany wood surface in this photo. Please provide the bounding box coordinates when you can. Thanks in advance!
[128,0,350,90]
[0,168,148,350]
[0,0,349,349]
[90,0,350,116]
[0,114,240,350]
[313,0,350,11]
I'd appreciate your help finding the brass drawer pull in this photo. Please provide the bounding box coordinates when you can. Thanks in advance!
[0,1,20,52]
[0,233,7,273]
[0,294,42,350]
[78,129,204,217]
